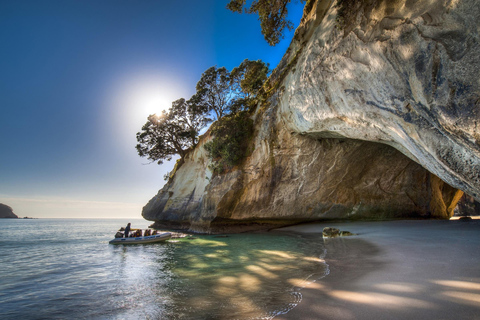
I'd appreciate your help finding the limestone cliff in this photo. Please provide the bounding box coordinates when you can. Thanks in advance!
[143,0,479,232]
[281,0,480,200]
[0,203,18,219]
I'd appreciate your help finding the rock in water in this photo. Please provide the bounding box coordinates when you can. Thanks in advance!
[0,203,19,219]
[143,0,480,232]
[323,227,341,238]
[322,227,355,238]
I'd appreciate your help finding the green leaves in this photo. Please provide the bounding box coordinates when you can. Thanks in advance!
[195,60,270,119]
[135,60,268,169]
[198,60,269,174]
[194,66,234,119]
[226,0,305,46]
[231,59,269,99]
[204,111,254,174]
[226,0,246,13]
[135,98,208,165]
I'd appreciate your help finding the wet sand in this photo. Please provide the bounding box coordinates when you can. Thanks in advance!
[277,219,480,320]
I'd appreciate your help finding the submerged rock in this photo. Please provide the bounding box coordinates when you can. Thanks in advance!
[322,227,355,238]
[323,227,340,237]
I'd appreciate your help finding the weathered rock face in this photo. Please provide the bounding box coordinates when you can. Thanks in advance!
[143,143,212,229]
[143,0,478,232]
[144,104,462,232]
[0,203,18,219]
[281,0,480,199]
[456,194,480,216]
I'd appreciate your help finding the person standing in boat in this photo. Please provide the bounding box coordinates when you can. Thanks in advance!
[124,223,131,238]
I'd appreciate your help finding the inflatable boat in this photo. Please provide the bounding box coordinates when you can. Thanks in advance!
[109,232,172,245]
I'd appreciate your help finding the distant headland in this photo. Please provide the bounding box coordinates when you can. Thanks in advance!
[0,203,19,218]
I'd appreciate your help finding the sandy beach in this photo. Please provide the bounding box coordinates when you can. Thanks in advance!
[277,219,480,320]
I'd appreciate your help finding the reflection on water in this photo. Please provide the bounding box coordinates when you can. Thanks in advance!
[161,232,328,319]
[0,220,327,320]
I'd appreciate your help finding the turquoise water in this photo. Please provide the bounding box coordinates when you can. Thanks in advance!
[0,219,328,319]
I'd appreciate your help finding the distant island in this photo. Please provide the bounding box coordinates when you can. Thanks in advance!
[0,203,19,218]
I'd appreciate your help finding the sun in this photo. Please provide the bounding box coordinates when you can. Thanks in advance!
[108,73,186,147]
[134,87,172,118]
[116,74,182,121]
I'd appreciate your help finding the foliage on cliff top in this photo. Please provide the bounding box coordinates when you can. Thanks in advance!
[227,0,306,46]
[231,59,270,100]
[193,66,233,120]
[204,111,254,174]
[194,60,269,118]
[136,60,268,166]
[202,60,268,174]
[135,98,208,165]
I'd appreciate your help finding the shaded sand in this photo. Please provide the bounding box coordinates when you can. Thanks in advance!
[277,220,480,320]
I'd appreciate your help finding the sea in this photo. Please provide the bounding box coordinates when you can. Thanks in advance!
[0,219,329,320]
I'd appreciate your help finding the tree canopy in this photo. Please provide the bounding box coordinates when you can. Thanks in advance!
[135,97,208,165]
[226,0,305,46]
[135,59,269,166]
[194,60,270,117]
[194,66,235,120]
[231,59,269,98]
[136,112,187,165]
[169,97,210,145]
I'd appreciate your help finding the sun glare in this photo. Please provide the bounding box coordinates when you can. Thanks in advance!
[107,72,187,150]
[113,73,184,123]
[133,86,172,118]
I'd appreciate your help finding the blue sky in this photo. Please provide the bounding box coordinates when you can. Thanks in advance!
[0,0,304,218]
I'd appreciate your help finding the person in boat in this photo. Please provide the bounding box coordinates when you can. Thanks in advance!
[144,229,151,236]
[124,223,131,238]
[135,229,142,237]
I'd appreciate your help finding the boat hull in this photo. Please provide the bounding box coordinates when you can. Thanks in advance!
[109,232,171,245]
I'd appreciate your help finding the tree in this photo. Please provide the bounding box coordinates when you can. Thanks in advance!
[226,0,305,46]
[229,59,270,113]
[194,66,235,120]
[136,112,188,165]
[231,59,270,98]
[194,61,270,117]
[170,97,210,146]
[135,60,269,166]
[135,99,208,164]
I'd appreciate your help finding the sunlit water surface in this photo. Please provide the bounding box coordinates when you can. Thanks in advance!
[0,219,327,319]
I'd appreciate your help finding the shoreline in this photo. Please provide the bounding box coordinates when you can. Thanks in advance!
[276,220,480,320]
